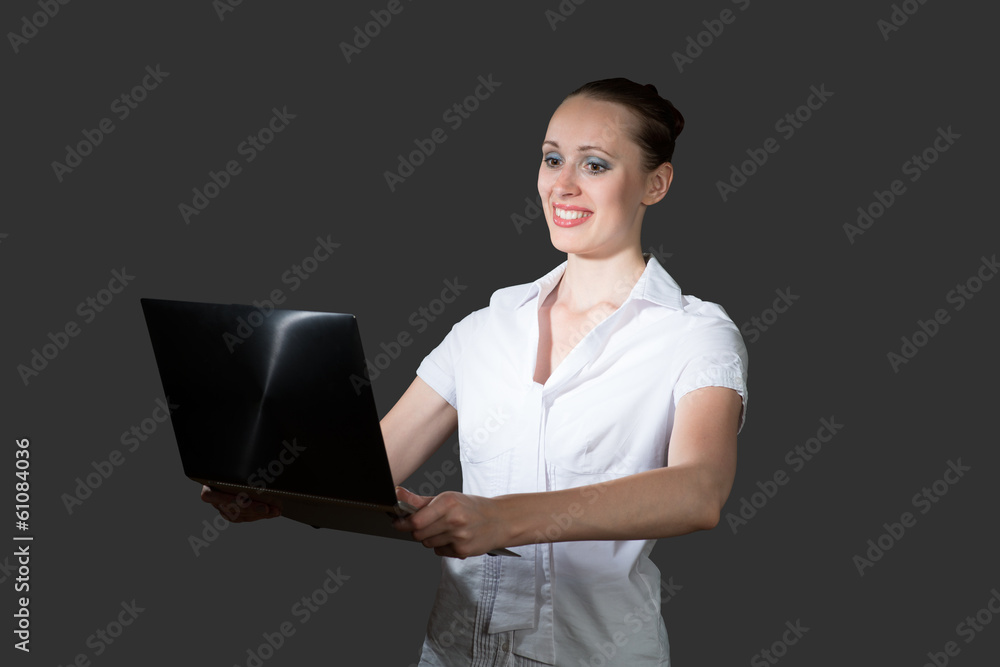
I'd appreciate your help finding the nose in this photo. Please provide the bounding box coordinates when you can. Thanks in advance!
[552,163,579,196]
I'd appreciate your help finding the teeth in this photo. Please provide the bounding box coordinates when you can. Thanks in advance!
[554,208,592,220]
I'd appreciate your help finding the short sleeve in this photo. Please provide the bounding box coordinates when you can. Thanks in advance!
[415,308,487,410]
[673,315,749,433]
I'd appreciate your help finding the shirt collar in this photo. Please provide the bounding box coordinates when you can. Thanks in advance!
[514,252,684,311]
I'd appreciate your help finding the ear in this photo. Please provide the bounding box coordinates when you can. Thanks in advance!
[642,162,673,206]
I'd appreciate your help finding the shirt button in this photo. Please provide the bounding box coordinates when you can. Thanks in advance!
[501,642,510,652]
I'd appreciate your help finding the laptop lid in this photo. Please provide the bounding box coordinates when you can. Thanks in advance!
[140,298,397,510]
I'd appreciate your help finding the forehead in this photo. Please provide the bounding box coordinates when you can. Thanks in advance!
[543,96,640,154]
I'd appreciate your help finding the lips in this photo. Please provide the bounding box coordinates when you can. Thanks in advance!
[552,204,593,227]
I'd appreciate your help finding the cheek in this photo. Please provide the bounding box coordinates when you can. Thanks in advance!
[606,178,639,210]
[537,172,557,206]
[537,167,553,192]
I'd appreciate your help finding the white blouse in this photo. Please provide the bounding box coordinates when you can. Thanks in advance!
[415,253,748,665]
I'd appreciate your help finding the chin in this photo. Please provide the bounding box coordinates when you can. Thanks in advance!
[547,234,595,257]
[546,225,584,254]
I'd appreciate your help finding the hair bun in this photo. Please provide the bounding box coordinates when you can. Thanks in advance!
[644,83,659,95]
[671,106,685,139]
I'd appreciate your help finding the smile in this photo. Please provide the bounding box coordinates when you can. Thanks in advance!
[552,205,593,227]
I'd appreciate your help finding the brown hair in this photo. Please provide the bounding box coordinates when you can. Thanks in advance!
[566,78,685,171]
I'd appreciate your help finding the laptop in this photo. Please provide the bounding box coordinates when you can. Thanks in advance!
[140,297,517,556]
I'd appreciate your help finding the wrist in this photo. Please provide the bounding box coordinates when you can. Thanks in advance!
[494,493,554,548]
[492,494,526,548]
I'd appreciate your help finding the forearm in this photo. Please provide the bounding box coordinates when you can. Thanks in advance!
[496,463,730,546]
[393,387,741,557]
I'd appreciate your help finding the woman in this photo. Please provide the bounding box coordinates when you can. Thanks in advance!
[204,78,748,666]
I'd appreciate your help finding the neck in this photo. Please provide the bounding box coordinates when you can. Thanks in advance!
[553,247,649,314]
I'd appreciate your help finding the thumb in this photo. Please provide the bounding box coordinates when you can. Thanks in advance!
[395,485,433,510]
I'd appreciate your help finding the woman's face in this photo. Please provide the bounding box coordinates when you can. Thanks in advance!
[537,95,671,259]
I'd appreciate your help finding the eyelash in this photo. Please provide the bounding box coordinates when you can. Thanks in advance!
[542,153,610,174]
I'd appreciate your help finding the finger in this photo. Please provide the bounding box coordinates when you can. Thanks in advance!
[201,488,238,505]
[433,546,466,560]
[243,503,280,519]
[409,511,460,545]
[391,515,414,532]
[219,502,241,521]
[395,486,433,510]
[201,484,228,500]
[393,496,448,535]
[233,509,279,523]
[220,501,279,522]
[418,529,456,550]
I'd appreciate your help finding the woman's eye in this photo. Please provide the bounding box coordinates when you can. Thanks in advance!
[584,158,610,174]
[542,152,563,168]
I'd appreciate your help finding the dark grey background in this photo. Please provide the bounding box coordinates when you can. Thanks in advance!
[3,1,998,665]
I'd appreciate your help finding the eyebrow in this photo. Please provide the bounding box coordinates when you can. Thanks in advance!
[542,140,616,159]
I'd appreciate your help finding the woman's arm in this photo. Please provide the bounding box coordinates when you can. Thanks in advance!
[393,385,742,557]
[381,375,458,486]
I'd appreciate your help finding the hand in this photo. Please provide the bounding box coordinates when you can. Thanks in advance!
[200,485,281,523]
[392,487,507,559]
